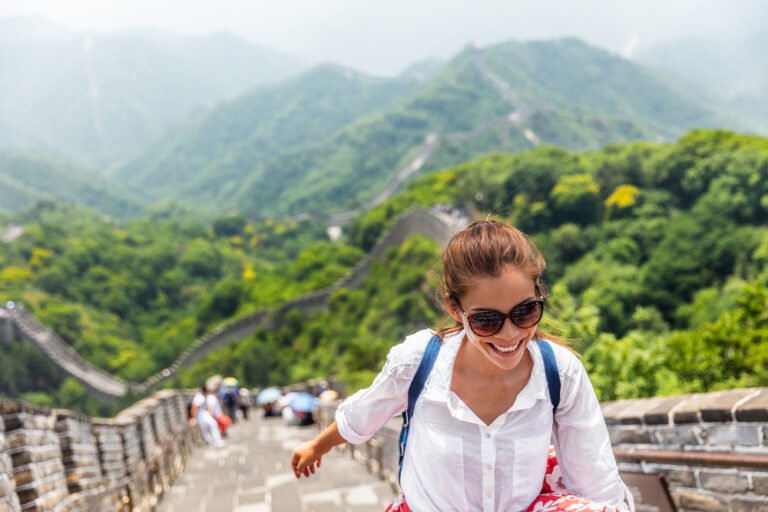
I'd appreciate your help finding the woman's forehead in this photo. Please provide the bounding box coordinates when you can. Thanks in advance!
[462,267,536,307]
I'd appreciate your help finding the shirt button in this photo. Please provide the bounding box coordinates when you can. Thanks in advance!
[486,464,492,470]
[485,433,491,439]
[486,491,492,498]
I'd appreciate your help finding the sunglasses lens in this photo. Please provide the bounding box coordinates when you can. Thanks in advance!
[511,301,543,328]
[468,311,505,336]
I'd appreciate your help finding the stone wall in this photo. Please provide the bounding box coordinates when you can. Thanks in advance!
[317,387,768,512]
[0,391,201,512]
[603,388,768,512]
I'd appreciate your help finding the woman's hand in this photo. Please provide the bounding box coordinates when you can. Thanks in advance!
[290,421,346,478]
[291,440,326,478]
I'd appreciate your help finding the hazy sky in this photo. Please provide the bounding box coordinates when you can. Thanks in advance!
[0,0,761,76]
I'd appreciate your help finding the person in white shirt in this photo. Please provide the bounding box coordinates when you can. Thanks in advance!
[189,385,223,448]
[291,219,633,511]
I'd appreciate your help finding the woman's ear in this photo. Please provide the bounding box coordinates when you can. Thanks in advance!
[446,294,463,324]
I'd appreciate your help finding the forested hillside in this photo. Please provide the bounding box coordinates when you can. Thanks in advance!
[0,203,362,414]
[118,38,729,219]
[0,151,146,217]
[174,129,768,401]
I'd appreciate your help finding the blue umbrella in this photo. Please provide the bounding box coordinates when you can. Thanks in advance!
[288,392,320,413]
[257,387,282,405]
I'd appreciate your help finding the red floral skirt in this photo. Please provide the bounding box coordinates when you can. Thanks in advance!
[386,447,620,512]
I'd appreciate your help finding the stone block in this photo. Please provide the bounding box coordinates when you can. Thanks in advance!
[602,399,638,425]
[0,412,54,432]
[8,446,60,466]
[0,474,16,498]
[731,498,768,512]
[673,490,729,512]
[666,389,759,424]
[703,425,762,447]
[736,389,768,422]
[698,470,750,493]
[653,425,705,446]
[5,430,58,450]
[661,468,696,488]
[753,474,768,494]
[13,459,65,487]
[608,426,654,445]
[643,395,694,425]
[0,493,21,512]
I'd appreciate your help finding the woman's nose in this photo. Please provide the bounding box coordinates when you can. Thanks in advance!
[498,316,522,337]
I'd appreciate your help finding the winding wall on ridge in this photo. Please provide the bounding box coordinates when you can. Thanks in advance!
[0,207,468,400]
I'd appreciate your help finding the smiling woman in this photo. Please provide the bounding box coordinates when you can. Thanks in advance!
[291,218,635,511]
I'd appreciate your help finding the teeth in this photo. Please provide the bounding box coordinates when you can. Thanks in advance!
[491,341,520,353]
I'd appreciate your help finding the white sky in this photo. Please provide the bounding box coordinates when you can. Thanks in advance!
[0,0,761,76]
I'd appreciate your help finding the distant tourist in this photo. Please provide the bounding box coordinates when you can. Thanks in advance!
[239,388,251,421]
[291,219,634,511]
[221,385,239,424]
[189,385,223,448]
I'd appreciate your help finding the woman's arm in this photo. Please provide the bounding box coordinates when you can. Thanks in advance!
[291,421,346,478]
[553,354,634,510]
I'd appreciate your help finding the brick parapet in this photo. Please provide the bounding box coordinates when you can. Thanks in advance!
[0,390,202,512]
[602,388,768,510]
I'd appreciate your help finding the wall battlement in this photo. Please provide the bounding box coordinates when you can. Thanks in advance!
[0,390,198,512]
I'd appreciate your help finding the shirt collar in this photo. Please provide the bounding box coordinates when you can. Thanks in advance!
[424,330,551,418]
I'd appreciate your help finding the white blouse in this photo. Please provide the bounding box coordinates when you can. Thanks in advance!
[336,328,633,512]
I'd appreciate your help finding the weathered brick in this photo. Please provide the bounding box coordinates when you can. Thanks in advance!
[703,425,762,447]
[673,490,729,512]
[662,468,697,488]
[753,474,768,494]
[644,395,694,425]
[699,471,750,493]
[731,497,768,512]
[653,425,704,446]
[601,399,638,425]
[735,389,768,422]
[698,389,761,423]
[608,427,653,444]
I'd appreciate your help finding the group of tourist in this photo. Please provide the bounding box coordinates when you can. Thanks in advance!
[188,377,252,448]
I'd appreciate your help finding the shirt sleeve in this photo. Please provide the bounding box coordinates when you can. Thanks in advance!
[335,330,432,445]
[552,351,634,511]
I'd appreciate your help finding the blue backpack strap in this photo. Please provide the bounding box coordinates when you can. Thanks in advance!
[538,339,561,413]
[398,334,442,483]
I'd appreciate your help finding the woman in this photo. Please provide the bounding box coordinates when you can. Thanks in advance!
[291,219,633,511]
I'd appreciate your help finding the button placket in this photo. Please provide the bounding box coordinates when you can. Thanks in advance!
[480,426,496,511]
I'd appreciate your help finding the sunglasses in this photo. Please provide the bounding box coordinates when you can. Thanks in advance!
[455,297,545,337]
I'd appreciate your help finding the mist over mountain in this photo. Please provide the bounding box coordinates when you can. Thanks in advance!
[634,28,768,132]
[0,17,307,169]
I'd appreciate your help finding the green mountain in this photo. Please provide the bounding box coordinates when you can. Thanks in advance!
[118,37,730,219]
[0,151,146,217]
[0,17,307,169]
[112,65,420,209]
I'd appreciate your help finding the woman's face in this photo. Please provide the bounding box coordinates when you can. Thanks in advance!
[451,265,539,373]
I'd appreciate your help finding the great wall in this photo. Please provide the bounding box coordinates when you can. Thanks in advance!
[3,208,768,510]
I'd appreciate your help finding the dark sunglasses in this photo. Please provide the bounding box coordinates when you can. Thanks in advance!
[454,298,545,337]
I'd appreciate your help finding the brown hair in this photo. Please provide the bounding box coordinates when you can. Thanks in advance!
[436,218,566,346]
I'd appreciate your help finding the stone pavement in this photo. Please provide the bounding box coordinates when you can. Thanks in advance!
[157,415,398,512]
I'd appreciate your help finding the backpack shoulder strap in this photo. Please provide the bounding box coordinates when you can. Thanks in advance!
[398,334,442,483]
[538,339,561,413]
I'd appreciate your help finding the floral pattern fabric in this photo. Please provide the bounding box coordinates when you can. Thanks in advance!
[386,448,620,512]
